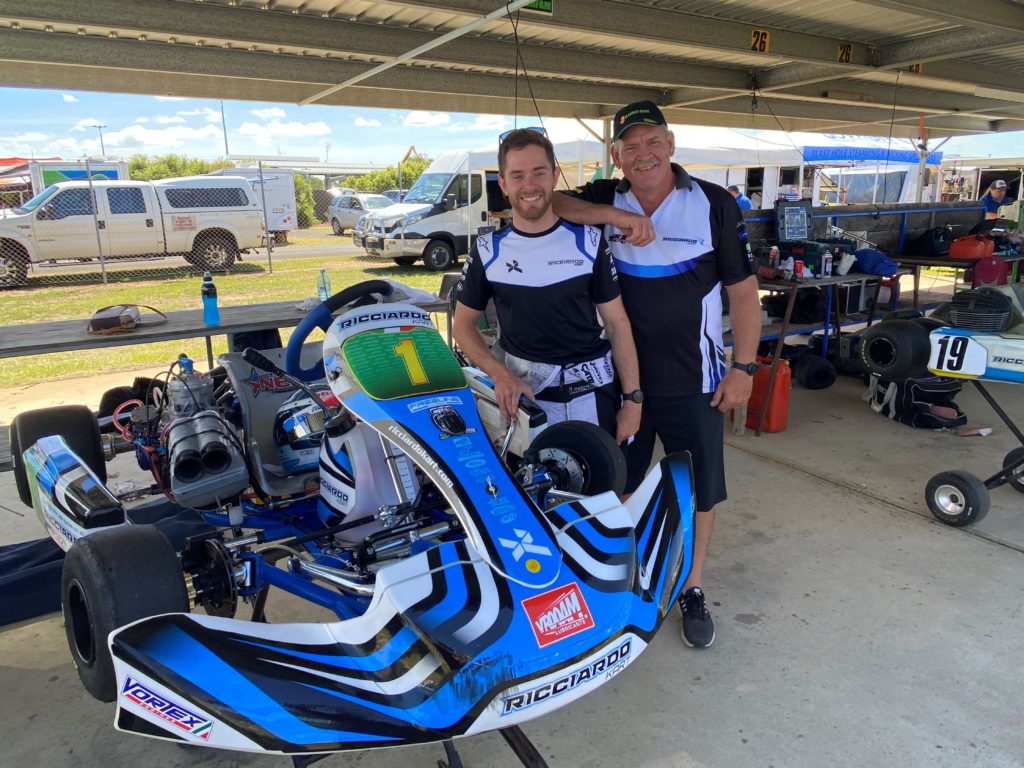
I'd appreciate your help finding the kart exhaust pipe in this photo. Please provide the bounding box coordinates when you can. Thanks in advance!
[172,448,204,483]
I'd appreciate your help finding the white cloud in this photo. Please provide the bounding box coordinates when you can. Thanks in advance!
[103,123,223,151]
[354,116,381,127]
[536,117,602,143]
[154,115,186,124]
[251,107,287,121]
[10,131,49,143]
[71,117,102,133]
[236,119,331,146]
[61,93,78,103]
[135,117,149,124]
[177,107,221,123]
[404,111,451,128]
[155,96,186,101]
[468,114,508,132]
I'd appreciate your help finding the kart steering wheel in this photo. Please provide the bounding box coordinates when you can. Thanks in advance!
[285,279,394,381]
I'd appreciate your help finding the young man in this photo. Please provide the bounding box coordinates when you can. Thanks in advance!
[452,128,642,445]
[552,101,762,649]
[727,184,753,210]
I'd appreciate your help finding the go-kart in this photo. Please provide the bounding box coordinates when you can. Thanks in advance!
[859,284,1024,527]
[11,280,694,766]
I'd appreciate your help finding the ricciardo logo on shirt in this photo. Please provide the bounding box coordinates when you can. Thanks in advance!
[662,236,706,246]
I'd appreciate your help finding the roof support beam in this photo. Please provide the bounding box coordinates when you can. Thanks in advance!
[852,0,1024,36]
[0,0,748,92]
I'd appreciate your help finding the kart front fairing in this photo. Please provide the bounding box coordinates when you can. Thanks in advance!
[109,303,694,754]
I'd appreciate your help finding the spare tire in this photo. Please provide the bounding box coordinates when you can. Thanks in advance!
[795,355,837,390]
[859,319,931,380]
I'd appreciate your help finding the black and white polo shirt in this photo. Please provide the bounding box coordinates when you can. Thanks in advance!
[574,165,754,396]
[457,219,619,366]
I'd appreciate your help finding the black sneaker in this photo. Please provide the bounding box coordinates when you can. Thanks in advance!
[679,587,715,648]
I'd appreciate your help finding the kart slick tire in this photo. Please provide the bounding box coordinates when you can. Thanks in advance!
[528,420,626,496]
[925,470,990,527]
[795,355,837,390]
[10,405,105,508]
[62,525,189,702]
[859,319,931,381]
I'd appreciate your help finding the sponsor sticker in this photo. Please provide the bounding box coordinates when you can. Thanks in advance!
[121,676,213,740]
[407,395,464,413]
[521,583,594,647]
[499,639,632,715]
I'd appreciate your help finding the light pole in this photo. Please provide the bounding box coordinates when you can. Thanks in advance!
[92,124,107,156]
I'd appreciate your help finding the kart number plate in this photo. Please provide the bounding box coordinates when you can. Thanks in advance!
[928,333,986,377]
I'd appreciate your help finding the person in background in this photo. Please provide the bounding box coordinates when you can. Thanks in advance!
[728,184,753,210]
[980,179,1015,220]
[453,127,643,445]
[552,100,761,649]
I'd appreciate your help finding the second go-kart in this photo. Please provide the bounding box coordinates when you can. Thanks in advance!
[860,284,1024,527]
[11,279,694,765]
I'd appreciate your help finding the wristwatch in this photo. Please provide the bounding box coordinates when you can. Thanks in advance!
[732,361,759,376]
[622,389,645,404]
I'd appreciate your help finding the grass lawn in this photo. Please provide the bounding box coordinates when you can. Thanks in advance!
[1,247,450,388]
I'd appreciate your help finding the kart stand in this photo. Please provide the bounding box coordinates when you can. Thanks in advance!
[289,726,549,768]
[925,380,1024,526]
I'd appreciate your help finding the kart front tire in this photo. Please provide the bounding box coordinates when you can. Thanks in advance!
[62,525,189,702]
[10,405,105,508]
[528,420,626,496]
[925,470,990,527]
[1002,447,1024,493]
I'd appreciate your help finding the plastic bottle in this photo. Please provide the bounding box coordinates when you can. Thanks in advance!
[201,271,220,327]
[823,253,833,277]
[316,269,332,303]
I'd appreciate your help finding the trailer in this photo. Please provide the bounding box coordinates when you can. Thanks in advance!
[208,166,297,233]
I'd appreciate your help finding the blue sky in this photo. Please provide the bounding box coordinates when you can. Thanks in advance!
[0,86,601,163]
[2,85,1024,164]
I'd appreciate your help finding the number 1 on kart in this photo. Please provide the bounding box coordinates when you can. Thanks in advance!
[393,337,429,385]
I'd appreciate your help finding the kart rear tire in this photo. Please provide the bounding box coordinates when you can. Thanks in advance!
[10,405,105,508]
[1002,448,1024,493]
[859,319,931,380]
[795,355,837,390]
[62,525,189,702]
[925,470,989,527]
[528,420,626,496]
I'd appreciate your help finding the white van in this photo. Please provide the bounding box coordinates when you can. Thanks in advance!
[360,151,507,270]
[0,176,265,286]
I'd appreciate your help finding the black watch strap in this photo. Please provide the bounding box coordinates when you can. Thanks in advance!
[732,360,758,376]
[622,389,644,404]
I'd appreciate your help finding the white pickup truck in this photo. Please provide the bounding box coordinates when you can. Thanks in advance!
[0,176,265,286]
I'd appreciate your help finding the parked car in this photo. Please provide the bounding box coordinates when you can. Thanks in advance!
[0,176,265,286]
[381,189,405,203]
[328,193,393,235]
[352,214,367,248]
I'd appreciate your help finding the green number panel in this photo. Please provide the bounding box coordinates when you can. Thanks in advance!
[342,327,467,400]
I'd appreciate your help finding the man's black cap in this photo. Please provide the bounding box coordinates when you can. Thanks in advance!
[612,100,667,141]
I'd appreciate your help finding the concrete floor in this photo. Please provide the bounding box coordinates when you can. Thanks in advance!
[1,372,1023,767]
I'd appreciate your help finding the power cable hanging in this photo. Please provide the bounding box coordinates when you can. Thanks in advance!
[504,2,571,188]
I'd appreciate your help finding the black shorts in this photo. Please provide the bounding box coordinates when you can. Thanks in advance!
[624,392,726,511]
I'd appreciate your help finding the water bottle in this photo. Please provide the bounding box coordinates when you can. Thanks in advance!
[201,271,220,326]
[316,269,331,303]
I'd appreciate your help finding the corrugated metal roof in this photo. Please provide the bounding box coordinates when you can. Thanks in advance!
[3,0,1024,137]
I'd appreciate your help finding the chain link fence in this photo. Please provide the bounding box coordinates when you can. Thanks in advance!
[0,158,292,288]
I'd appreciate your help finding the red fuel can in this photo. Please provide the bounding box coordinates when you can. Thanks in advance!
[745,358,791,433]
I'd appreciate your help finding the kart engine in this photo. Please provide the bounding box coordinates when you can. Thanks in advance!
[124,355,248,508]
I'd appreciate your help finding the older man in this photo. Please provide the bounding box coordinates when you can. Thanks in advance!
[552,101,761,648]
[452,127,642,445]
